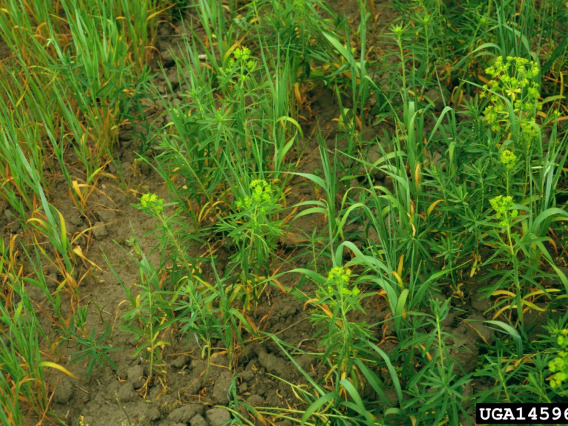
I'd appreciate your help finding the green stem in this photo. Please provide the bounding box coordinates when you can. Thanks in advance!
[157,213,192,274]
[506,223,523,325]
[397,37,407,98]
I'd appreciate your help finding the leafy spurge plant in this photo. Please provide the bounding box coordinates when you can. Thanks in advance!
[486,194,530,325]
[481,55,543,189]
[135,193,188,267]
[139,193,164,215]
[310,265,371,379]
[500,149,517,171]
[490,195,518,229]
[548,329,568,394]
[221,179,283,308]
[223,47,258,88]
[481,56,542,134]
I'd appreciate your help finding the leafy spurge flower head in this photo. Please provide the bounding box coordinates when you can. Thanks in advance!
[139,193,164,215]
[250,179,271,203]
[490,195,518,227]
[482,56,542,142]
[225,46,258,86]
[500,149,517,170]
[520,121,539,148]
[549,329,568,391]
[328,266,351,285]
[559,330,568,348]
[233,46,251,61]
[390,23,408,42]
[326,266,359,296]
[236,179,275,212]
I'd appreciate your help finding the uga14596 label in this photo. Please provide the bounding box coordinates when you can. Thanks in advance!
[476,403,568,424]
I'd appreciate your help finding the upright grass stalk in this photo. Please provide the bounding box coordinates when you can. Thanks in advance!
[0,240,52,423]
[0,99,75,281]
[116,0,163,66]
[1,0,156,192]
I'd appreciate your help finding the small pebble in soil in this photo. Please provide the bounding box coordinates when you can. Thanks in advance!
[205,407,231,426]
[4,209,20,233]
[423,88,446,111]
[51,377,74,404]
[121,161,132,178]
[240,363,255,381]
[147,405,161,422]
[168,404,204,423]
[247,394,264,406]
[466,313,495,345]
[296,354,316,372]
[92,221,108,239]
[190,414,209,426]
[127,364,145,390]
[117,382,138,403]
[116,365,128,380]
[66,212,83,228]
[257,350,293,381]
[211,371,233,405]
[166,68,180,91]
[96,208,116,223]
[170,354,190,369]
[471,290,492,312]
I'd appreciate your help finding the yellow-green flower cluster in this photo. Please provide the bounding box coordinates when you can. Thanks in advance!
[549,329,568,390]
[234,46,251,61]
[490,195,518,227]
[520,120,539,147]
[550,355,568,389]
[559,330,568,347]
[500,149,517,170]
[391,23,406,38]
[326,266,359,296]
[481,56,542,134]
[225,47,257,84]
[236,179,273,211]
[140,193,164,215]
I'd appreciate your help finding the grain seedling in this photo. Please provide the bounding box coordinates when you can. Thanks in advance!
[291,142,342,256]
[115,0,166,66]
[0,0,156,208]
[0,290,50,424]
[48,0,153,177]
[174,269,225,362]
[0,91,77,283]
[0,238,78,423]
